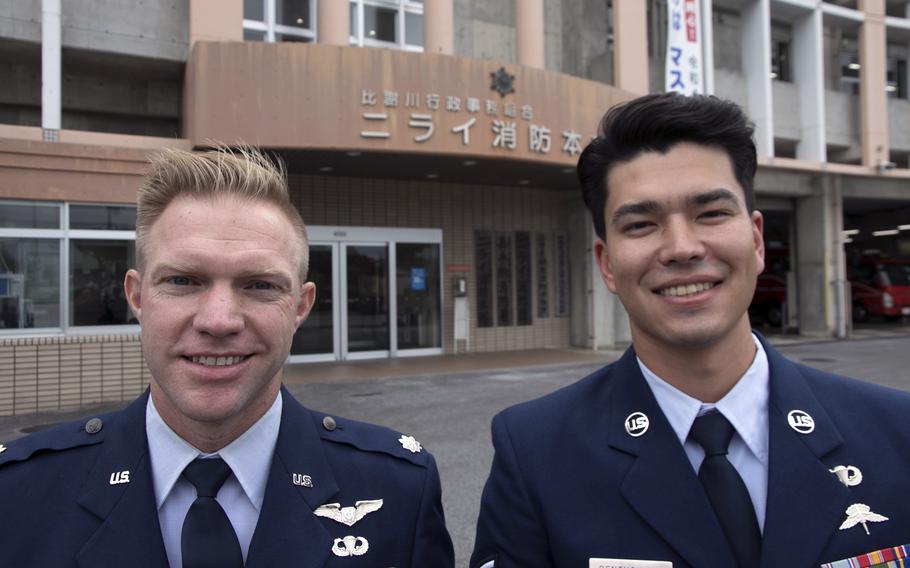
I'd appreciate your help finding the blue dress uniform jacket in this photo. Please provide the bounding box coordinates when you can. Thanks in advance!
[471,338,910,568]
[0,387,454,568]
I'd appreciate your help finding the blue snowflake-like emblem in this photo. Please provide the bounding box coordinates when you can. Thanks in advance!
[490,67,515,98]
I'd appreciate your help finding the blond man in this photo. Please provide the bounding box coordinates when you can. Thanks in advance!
[0,146,454,567]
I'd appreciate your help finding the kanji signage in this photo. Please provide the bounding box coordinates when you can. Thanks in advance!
[358,87,585,157]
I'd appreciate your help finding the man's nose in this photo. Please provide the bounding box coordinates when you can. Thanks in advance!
[658,218,707,265]
[193,284,244,337]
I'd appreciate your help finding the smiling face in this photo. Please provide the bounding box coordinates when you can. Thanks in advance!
[124,195,315,448]
[594,142,764,359]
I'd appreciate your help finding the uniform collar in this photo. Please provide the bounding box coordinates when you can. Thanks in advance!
[146,391,282,512]
[638,333,770,465]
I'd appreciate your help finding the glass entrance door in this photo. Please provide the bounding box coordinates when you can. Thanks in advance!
[290,243,338,361]
[396,242,441,352]
[342,243,390,359]
[288,227,442,363]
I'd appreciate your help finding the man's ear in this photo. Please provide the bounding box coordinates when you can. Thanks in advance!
[751,210,766,275]
[124,269,143,322]
[295,281,317,327]
[593,238,617,293]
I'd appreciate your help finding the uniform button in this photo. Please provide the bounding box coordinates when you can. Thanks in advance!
[322,416,337,431]
[84,418,103,434]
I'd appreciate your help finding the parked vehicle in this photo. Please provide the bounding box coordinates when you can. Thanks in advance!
[849,257,910,322]
[749,247,789,327]
[750,272,787,326]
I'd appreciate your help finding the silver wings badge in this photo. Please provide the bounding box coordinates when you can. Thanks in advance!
[314,499,384,527]
[839,503,889,535]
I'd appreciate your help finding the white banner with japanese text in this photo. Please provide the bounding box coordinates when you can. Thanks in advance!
[665,0,704,95]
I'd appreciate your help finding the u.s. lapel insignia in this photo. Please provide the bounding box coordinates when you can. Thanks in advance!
[332,536,369,557]
[399,434,422,453]
[292,473,313,487]
[787,409,815,434]
[109,470,130,485]
[0,444,6,455]
[839,503,888,535]
[625,412,649,437]
[829,465,863,487]
[315,499,383,527]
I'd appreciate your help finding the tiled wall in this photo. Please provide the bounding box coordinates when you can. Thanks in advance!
[0,334,149,417]
[290,174,573,353]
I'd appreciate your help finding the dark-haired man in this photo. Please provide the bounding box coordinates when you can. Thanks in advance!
[471,93,910,568]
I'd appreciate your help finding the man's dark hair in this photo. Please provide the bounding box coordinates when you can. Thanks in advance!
[577,93,757,241]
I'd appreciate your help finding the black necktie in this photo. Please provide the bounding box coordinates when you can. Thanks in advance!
[181,458,244,568]
[689,411,761,568]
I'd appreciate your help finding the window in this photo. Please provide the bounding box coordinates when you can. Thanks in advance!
[770,40,791,82]
[0,201,137,332]
[0,238,60,329]
[244,0,316,43]
[839,48,861,95]
[70,240,135,326]
[349,0,424,52]
[887,55,907,99]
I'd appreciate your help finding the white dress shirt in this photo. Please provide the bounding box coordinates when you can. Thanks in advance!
[146,392,282,568]
[638,334,770,532]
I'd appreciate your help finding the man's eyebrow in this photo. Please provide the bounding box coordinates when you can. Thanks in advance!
[239,268,294,283]
[148,262,194,278]
[688,188,742,208]
[611,200,661,227]
[147,263,292,282]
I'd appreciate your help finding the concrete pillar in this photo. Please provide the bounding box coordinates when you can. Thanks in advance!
[613,0,649,94]
[793,7,826,162]
[318,0,349,46]
[859,0,889,167]
[702,0,715,94]
[516,0,544,69]
[189,0,242,47]
[795,175,845,337]
[568,195,630,350]
[41,0,61,140]
[424,0,453,55]
[741,0,774,158]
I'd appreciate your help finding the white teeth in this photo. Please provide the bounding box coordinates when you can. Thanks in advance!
[659,282,715,297]
[191,355,245,366]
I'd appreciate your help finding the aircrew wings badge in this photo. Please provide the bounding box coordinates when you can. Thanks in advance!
[314,499,383,527]
[839,503,889,535]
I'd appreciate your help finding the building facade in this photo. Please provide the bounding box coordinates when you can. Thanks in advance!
[0,0,908,415]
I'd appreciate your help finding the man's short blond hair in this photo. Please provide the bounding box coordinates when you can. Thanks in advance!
[136,145,309,280]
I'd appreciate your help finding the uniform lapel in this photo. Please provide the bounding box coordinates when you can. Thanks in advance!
[75,391,169,568]
[607,349,737,567]
[759,341,850,568]
[246,388,339,568]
